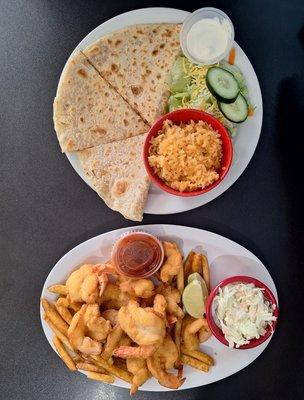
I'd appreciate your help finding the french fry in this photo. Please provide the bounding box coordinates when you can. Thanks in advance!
[53,336,76,371]
[90,356,133,383]
[184,251,195,277]
[56,297,70,308]
[41,299,69,336]
[44,315,74,352]
[101,325,123,361]
[48,284,68,295]
[174,319,182,368]
[87,371,115,384]
[76,362,107,373]
[180,354,209,372]
[55,301,73,324]
[191,253,202,273]
[181,346,214,366]
[201,254,210,291]
[177,265,184,294]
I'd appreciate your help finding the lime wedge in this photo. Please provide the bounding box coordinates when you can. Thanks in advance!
[182,280,206,318]
[188,272,209,298]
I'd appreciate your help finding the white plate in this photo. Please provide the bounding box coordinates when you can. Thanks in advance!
[60,7,263,216]
[40,224,277,392]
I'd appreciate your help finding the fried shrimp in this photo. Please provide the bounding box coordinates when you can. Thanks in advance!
[160,242,183,282]
[93,263,117,297]
[100,309,118,326]
[113,344,156,359]
[119,278,154,298]
[66,264,99,304]
[84,304,112,341]
[118,300,166,346]
[68,305,102,355]
[147,335,183,389]
[181,315,208,350]
[155,284,183,319]
[100,283,130,306]
[127,358,150,395]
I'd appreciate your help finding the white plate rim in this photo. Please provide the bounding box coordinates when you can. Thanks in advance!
[40,224,278,392]
[56,7,263,216]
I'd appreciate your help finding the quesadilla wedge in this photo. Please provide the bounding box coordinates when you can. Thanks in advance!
[77,134,150,221]
[83,24,181,125]
[53,52,149,152]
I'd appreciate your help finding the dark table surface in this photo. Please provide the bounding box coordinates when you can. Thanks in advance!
[1,0,303,399]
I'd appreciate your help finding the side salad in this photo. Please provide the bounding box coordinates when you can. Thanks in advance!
[168,53,253,136]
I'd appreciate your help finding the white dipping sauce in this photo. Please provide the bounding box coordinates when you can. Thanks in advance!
[186,17,231,63]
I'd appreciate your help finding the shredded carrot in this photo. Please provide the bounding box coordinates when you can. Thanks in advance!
[228,47,236,65]
[248,107,254,117]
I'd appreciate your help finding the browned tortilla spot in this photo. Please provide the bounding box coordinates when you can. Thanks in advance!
[152,49,158,56]
[111,63,118,72]
[113,180,128,196]
[123,119,129,127]
[160,43,165,49]
[77,69,87,78]
[115,39,122,46]
[131,85,143,96]
[91,127,106,136]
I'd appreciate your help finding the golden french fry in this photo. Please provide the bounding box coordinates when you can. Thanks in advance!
[177,265,184,295]
[41,299,69,336]
[90,356,133,383]
[87,371,115,384]
[201,254,210,291]
[44,315,74,352]
[55,301,73,324]
[48,284,68,295]
[76,362,106,373]
[191,253,202,273]
[174,319,182,368]
[101,325,123,361]
[181,346,214,366]
[181,354,209,372]
[53,336,76,371]
[56,297,70,308]
[184,251,195,277]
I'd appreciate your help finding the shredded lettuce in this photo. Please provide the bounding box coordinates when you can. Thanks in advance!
[168,56,251,137]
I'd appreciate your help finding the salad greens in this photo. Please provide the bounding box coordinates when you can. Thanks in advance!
[168,56,252,136]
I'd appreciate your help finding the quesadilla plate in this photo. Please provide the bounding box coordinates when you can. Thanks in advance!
[55,8,262,218]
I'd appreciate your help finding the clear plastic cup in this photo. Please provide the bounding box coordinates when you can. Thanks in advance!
[180,7,235,65]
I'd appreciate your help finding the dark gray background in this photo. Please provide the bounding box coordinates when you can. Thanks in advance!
[0,0,303,399]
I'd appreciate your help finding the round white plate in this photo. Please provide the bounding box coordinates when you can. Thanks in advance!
[40,225,277,392]
[60,7,263,216]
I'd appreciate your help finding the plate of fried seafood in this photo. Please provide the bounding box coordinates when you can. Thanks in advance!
[53,7,263,221]
[40,225,277,392]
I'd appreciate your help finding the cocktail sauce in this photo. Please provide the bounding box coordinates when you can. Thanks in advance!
[111,232,164,278]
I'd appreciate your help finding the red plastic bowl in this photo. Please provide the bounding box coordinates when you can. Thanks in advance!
[205,276,279,349]
[143,109,233,197]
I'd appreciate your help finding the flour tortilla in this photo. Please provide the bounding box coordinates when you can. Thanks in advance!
[77,134,150,221]
[53,52,148,152]
[83,24,181,125]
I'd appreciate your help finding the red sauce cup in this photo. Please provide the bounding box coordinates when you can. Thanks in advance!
[111,231,164,278]
[205,276,279,349]
[143,108,233,197]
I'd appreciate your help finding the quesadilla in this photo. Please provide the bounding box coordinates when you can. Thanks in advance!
[83,24,181,125]
[53,52,149,152]
[77,134,150,221]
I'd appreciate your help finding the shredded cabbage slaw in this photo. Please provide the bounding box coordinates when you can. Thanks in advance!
[213,282,277,348]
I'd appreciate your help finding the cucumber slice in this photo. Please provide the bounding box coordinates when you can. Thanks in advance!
[218,93,249,123]
[206,66,239,103]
